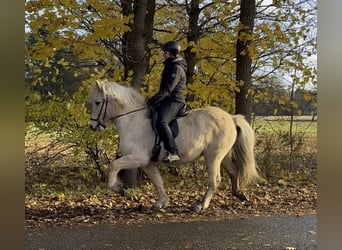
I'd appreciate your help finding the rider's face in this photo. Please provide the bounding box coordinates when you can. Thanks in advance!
[163,51,171,59]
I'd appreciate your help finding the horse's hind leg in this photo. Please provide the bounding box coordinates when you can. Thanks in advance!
[193,155,222,212]
[141,163,169,209]
[222,155,249,201]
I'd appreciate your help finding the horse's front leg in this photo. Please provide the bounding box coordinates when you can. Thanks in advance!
[141,164,169,209]
[107,154,148,193]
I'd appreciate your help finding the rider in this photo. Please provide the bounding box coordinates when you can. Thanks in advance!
[147,41,187,162]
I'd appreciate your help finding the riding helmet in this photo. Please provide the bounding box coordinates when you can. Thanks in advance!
[162,41,181,56]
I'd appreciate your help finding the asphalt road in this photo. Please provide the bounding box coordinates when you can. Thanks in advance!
[26,214,316,249]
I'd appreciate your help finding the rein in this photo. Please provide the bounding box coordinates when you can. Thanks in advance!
[111,107,148,121]
[91,97,148,129]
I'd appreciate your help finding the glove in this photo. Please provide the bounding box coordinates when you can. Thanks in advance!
[146,98,157,118]
[147,97,157,107]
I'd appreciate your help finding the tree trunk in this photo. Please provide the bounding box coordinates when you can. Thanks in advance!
[184,0,200,85]
[120,0,155,87]
[235,0,256,123]
[121,0,134,81]
[131,0,147,88]
[144,0,155,75]
[119,0,155,187]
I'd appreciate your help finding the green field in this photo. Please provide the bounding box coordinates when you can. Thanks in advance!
[252,116,317,135]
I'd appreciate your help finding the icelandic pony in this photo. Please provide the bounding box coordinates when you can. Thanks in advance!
[89,80,259,211]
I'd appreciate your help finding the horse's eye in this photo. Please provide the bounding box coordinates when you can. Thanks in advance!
[95,101,101,105]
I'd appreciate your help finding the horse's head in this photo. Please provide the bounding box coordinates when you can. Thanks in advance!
[89,80,147,131]
[89,80,113,131]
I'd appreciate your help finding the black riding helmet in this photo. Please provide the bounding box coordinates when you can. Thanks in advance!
[162,41,181,57]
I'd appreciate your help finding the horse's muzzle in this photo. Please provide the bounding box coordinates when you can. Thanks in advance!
[89,121,105,131]
[89,123,100,131]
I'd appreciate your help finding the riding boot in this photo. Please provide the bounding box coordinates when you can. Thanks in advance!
[162,124,177,153]
[161,124,180,162]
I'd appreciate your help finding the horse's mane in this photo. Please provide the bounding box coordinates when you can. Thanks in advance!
[103,81,146,108]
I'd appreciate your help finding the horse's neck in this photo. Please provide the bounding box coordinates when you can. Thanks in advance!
[114,109,150,136]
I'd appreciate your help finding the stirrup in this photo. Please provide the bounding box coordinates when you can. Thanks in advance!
[162,152,180,162]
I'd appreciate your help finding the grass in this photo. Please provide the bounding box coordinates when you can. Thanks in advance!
[252,116,317,135]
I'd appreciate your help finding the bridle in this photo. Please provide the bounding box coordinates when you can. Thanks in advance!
[90,97,109,129]
[90,97,147,129]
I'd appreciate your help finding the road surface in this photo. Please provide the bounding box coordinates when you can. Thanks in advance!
[26,214,316,249]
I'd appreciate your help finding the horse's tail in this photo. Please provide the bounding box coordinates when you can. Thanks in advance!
[232,115,260,186]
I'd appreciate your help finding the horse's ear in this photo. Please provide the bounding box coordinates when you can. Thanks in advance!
[95,80,109,97]
[95,80,103,91]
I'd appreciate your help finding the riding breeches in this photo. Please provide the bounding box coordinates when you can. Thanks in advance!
[155,101,184,154]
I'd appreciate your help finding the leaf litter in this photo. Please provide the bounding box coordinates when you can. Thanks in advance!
[26,176,316,229]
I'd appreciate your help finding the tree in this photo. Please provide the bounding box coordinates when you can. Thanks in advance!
[25,0,130,185]
[235,0,256,123]
[120,0,155,88]
[154,0,240,110]
[251,0,317,115]
[119,0,156,187]
[183,0,201,85]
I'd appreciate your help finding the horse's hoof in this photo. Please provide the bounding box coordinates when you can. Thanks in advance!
[192,204,202,212]
[108,181,124,195]
[151,204,162,211]
[235,192,249,201]
[152,201,168,211]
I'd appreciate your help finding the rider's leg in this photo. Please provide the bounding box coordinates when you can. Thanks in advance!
[156,101,183,161]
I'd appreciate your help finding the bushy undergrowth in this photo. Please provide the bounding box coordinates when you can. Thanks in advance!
[25,118,317,195]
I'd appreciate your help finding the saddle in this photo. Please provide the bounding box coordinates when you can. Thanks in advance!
[150,105,188,161]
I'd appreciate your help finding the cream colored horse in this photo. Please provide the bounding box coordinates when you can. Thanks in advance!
[89,80,259,211]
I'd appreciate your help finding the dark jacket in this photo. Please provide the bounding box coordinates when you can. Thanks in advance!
[148,57,187,106]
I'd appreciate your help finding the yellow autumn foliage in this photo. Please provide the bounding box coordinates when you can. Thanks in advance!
[25,0,316,115]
